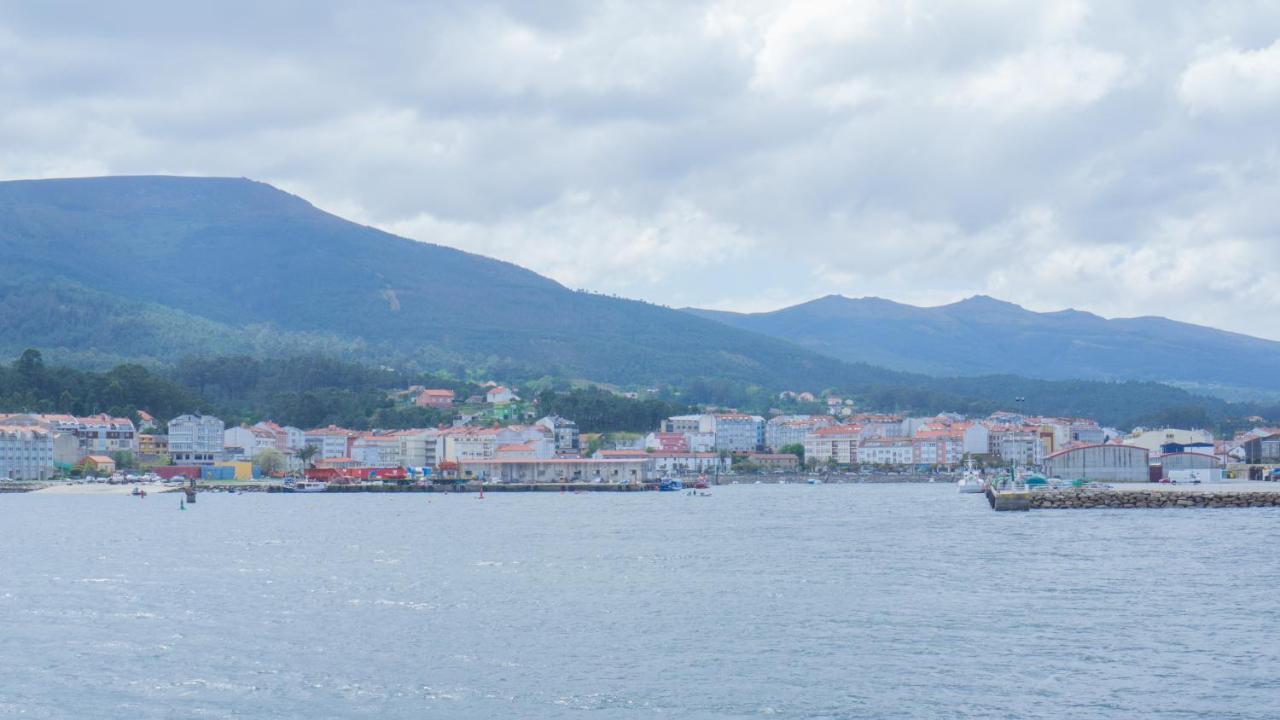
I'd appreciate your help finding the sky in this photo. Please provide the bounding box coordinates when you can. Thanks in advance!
[2,1,1280,338]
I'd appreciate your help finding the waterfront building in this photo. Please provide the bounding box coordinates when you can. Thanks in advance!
[1241,433,1280,464]
[496,425,555,458]
[989,428,1045,465]
[1156,452,1223,480]
[644,432,689,453]
[304,426,358,460]
[80,454,116,475]
[804,424,863,465]
[253,421,306,452]
[912,431,964,466]
[1042,444,1150,483]
[712,413,765,452]
[439,427,501,462]
[857,438,915,466]
[395,428,441,469]
[535,415,580,453]
[168,414,225,465]
[742,452,801,470]
[595,449,729,475]
[73,414,139,455]
[351,433,401,467]
[0,425,54,481]
[765,415,833,452]
[224,425,278,460]
[459,457,651,484]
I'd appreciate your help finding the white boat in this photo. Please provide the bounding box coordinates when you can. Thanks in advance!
[957,458,985,494]
[291,480,328,493]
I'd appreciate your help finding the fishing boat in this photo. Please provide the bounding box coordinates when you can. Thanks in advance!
[957,458,985,494]
[659,478,683,492]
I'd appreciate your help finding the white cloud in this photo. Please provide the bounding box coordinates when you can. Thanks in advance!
[941,44,1128,113]
[1,1,1279,340]
[1178,38,1280,113]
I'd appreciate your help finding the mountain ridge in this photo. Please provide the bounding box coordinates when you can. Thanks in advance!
[685,294,1280,399]
[0,175,903,390]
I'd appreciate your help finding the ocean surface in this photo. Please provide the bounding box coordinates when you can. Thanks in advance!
[2,483,1278,719]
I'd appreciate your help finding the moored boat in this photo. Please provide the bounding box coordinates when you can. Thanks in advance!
[659,478,683,492]
[957,458,985,494]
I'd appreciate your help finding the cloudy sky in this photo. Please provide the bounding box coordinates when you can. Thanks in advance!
[3,1,1280,338]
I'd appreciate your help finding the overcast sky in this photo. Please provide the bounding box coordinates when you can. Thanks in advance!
[2,1,1279,338]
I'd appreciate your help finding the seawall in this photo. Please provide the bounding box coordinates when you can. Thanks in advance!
[1031,487,1280,509]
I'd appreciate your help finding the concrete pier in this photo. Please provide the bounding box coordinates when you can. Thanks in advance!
[985,486,1031,511]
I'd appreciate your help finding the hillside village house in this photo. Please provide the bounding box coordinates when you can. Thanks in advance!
[486,386,516,404]
[415,388,455,408]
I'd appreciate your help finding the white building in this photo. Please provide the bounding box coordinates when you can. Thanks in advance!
[803,424,863,465]
[352,433,401,467]
[0,425,54,481]
[990,429,1045,465]
[224,425,278,460]
[440,427,500,462]
[304,426,357,460]
[765,415,833,451]
[1125,428,1215,454]
[712,414,764,452]
[1042,444,1150,483]
[962,424,991,455]
[253,421,306,452]
[536,415,580,454]
[496,425,555,458]
[486,386,517,405]
[396,428,441,469]
[74,415,139,455]
[169,414,226,465]
[857,438,915,466]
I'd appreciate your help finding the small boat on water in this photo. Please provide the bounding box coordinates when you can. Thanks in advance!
[290,480,328,493]
[957,458,985,494]
[806,477,820,485]
[659,478,684,492]
[693,477,710,489]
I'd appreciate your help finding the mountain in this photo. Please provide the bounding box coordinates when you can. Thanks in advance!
[0,176,903,390]
[686,295,1280,400]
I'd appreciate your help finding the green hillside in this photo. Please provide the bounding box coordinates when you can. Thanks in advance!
[0,176,899,389]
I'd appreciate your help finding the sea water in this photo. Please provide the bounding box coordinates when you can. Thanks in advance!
[2,484,1278,719]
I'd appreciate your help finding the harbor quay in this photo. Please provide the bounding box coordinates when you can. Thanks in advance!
[988,482,1280,511]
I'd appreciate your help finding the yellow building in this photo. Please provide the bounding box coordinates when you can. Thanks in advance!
[215,460,255,481]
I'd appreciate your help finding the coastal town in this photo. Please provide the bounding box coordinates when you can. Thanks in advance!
[2,383,1278,488]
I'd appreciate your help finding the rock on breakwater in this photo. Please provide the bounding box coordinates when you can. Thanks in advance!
[1032,488,1280,509]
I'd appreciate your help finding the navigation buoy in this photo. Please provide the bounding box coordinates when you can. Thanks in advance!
[179,498,186,511]
[478,483,485,500]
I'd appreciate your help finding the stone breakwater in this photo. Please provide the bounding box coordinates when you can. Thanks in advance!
[1032,488,1280,509]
